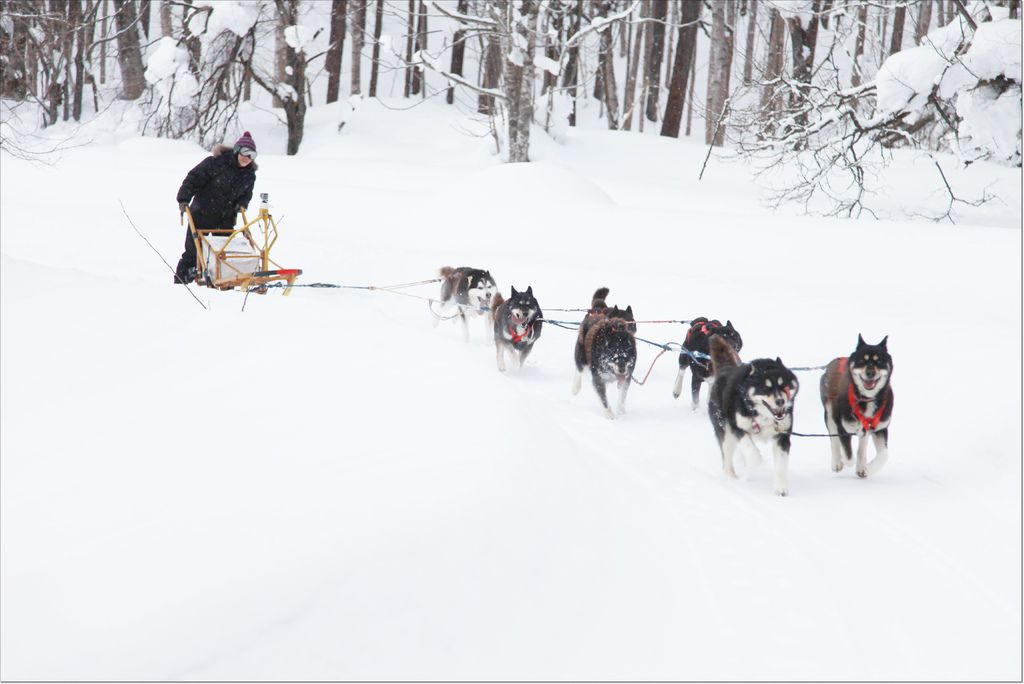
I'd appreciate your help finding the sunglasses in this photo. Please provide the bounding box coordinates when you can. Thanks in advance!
[238,148,257,160]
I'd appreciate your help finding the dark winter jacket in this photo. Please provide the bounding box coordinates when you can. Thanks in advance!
[176,144,257,230]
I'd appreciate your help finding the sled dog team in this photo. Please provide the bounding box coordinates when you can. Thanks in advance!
[437,267,894,497]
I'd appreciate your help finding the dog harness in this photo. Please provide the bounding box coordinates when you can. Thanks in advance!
[839,357,889,432]
[685,319,721,345]
[507,323,534,344]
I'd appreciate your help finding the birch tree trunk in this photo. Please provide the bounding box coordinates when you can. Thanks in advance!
[274,13,286,106]
[112,0,145,99]
[562,0,582,126]
[325,0,347,103]
[506,0,538,162]
[276,0,307,154]
[622,6,645,130]
[759,6,785,133]
[598,0,619,129]
[705,0,728,145]
[351,0,365,95]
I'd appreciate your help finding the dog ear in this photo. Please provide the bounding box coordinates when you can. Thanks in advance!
[726,320,733,329]
[857,334,866,348]
[626,305,633,316]
[879,335,889,349]
[775,356,784,366]
[526,286,533,296]
[511,285,519,296]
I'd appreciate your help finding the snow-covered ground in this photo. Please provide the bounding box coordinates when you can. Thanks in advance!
[1,99,1021,680]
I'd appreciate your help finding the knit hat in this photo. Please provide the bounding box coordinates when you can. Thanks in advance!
[233,131,257,156]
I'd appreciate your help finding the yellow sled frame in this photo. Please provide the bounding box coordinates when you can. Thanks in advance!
[185,203,301,294]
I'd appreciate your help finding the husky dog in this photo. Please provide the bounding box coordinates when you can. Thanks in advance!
[583,317,637,419]
[708,336,799,496]
[572,288,635,396]
[491,286,543,371]
[819,335,894,478]
[673,318,742,409]
[437,266,498,340]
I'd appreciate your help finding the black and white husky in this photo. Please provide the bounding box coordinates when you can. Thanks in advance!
[708,336,800,496]
[819,335,894,478]
[571,288,637,419]
[437,266,498,340]
[673,318,742,409]
[491,286,543,371]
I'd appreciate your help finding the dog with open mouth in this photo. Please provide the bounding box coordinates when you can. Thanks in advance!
[707,335,799,496]
[819,335,894,478]
[437,266,498,340]
[491,286,543,372]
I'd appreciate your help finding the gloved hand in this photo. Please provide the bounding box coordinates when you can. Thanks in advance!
[178,202,189,214]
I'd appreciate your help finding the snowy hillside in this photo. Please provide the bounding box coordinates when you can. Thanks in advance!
[1,99,1021,680]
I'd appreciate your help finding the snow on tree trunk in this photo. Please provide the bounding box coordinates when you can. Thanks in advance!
[505,0,538,163]
[447,0,470,104]
[760,7,786,133]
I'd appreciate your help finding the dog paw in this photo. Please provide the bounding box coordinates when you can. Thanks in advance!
[723,467,738,479]
[672,389,680,399]
[832,462,844,473]
[775,487,788,497]
[856,468,868,479]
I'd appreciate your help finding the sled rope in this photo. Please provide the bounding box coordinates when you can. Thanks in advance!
[121,200,207,310]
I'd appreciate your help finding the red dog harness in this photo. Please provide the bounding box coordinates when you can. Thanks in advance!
[839,357,888,432]
[508,323,533,344]
[685,319,721,346]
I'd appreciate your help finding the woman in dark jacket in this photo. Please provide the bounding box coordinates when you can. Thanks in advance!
[174,131,258,284]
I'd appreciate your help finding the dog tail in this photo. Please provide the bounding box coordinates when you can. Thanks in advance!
[591,287,610,309]
[491,292,504,311]
[709,334,741,377]
[440,266,454,278]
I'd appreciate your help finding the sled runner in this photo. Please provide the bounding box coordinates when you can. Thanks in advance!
[184,193,302,294]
